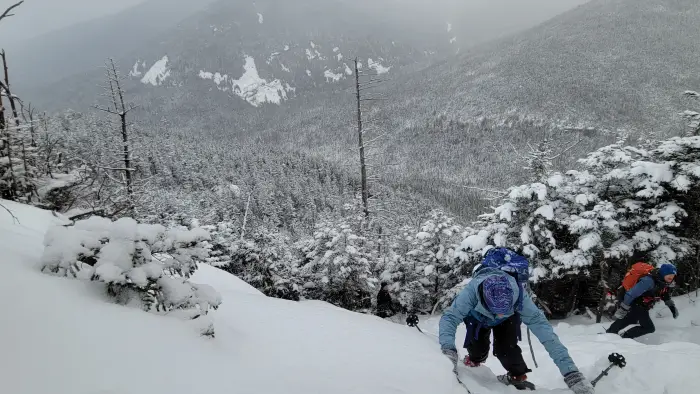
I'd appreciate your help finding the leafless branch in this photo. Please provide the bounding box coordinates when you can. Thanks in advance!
[508,141,528,161]
[0,202,19,224]
[0,1,23,23]
[463,186,507,195]
[549,136,582,160]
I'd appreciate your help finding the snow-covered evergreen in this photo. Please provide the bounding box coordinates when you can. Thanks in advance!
[226,230,301,301]
[40,215,221,334]
[452,134,700,317]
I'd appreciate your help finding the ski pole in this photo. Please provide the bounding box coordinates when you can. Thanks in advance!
[526,328,538,368]
[590,353,626,387]
[453,368,476,394]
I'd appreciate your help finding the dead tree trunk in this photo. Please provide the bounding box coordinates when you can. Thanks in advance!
[21,102,36,147]
[0,50,21,200]
[1,51,21,130]
[94,58,138,216]
[3,51,33,201]
[354,58,369,220]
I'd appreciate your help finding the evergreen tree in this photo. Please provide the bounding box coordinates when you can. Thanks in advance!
[298,216,375,310]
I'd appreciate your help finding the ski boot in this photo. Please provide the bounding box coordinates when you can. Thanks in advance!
[463,356,481,367]
[497,374,536,391]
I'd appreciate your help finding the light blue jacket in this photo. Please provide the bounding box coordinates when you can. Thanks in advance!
[438,268,578,376]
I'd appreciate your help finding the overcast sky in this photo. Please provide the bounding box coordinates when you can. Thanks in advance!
[1,0,588,41]
[1,0,146,39]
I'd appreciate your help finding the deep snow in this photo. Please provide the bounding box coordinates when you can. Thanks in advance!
[1,199,699,394]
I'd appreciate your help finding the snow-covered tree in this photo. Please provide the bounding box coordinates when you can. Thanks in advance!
[40,216,221,335]
[298,216,376,310]
[224,230,301,301]
[0,121,38,202]
[200,220,238,268]
[447,132,700,318]
[403,210,462,312]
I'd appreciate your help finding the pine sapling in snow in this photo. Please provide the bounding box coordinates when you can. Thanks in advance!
[40,216,221,334]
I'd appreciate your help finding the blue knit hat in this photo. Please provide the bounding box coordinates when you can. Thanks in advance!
[659,263,677,277]
[482,275,513,315]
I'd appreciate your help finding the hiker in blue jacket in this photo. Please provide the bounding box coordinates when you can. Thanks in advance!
[607,263,678,339]
[439,265,594,393]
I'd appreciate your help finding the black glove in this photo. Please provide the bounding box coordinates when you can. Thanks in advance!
[564,371,595,394]
[442,348,458,370]
[666,301,679,319]
[614,303,630,320]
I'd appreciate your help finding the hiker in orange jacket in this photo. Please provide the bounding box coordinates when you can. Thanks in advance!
[607,263,678,339]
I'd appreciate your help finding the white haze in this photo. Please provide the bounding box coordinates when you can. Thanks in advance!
[0,0,146,40]
[1,0,588,42]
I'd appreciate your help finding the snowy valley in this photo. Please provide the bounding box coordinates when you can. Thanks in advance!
[2,0,700,393]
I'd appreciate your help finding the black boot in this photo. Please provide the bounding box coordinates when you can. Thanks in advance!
[497,374,536,390]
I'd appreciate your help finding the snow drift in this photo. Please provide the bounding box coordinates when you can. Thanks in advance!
[1,200,699,394]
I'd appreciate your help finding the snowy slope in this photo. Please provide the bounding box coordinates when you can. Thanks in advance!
[2,200,699,394]
[418,299,700,394]
[0,200,457,394]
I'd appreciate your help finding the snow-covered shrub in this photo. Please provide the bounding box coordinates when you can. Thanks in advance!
[40,216,221,334]
[223,230,301,301]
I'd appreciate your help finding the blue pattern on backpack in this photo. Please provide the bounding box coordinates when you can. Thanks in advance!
[479,247,530,312]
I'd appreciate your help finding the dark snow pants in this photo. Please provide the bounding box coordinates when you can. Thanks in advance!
[463,314,530,376]
[607,304,655,339]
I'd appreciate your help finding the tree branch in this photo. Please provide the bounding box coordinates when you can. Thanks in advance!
[0,201,19,224]
[0,1,23,23]
[549,136,582,160]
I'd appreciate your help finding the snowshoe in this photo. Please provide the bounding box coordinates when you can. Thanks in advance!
[497,374,536,391]
[463,356,481,367]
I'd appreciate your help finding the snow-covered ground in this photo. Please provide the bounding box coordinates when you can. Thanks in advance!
[1,199,699,394]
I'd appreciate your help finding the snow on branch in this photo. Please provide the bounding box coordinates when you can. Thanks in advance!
[40,216,221,335]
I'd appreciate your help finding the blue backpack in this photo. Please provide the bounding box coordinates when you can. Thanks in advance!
[478,247,530,312]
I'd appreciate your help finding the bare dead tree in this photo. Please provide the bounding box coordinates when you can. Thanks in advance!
[353,58,369,220]
[352,58,396,228]
[2,50,38,202]
[93,58,143,217]
[0,1,23,24]
[682,90,700,137]
[20,101,36,147]
[1,50,19,200]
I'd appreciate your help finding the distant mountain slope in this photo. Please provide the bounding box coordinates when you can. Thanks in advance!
[19,0,586,111]
[266,0,700,217]
[4,0,218,90]
[390,0,700,131]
